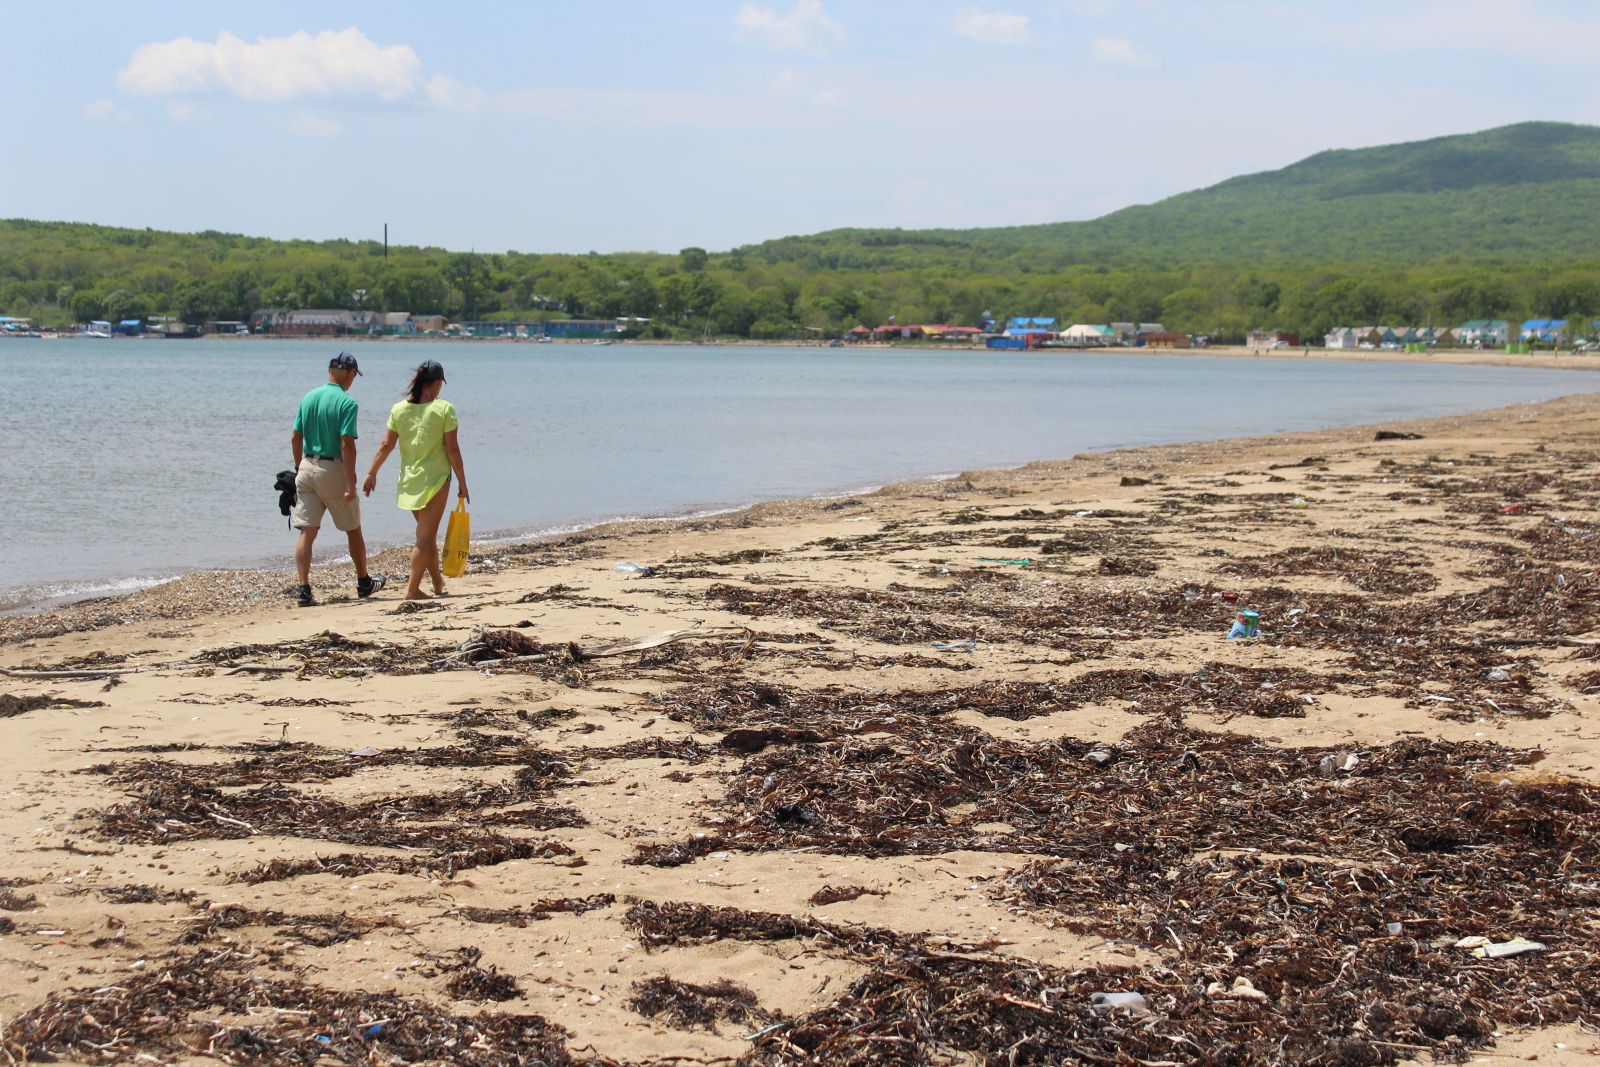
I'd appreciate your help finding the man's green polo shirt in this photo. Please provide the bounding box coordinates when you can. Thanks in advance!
[294,382,359,458]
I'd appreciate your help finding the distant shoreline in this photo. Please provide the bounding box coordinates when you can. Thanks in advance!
[20,331,1600,372]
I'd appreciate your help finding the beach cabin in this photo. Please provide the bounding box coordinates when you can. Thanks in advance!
[847,325,872,343]
[1324,327,1360,350]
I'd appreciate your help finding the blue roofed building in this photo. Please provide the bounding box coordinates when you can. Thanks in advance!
[1521,318,1568,342]
[1004,316,1057,336]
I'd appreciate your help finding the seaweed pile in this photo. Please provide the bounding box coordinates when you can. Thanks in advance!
[1,949,589,1066]
[88,741,584,882]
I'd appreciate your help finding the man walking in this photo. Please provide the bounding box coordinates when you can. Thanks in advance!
[290,352,386,606]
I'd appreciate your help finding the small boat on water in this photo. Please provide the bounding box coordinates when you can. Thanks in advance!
[593,338,615,346]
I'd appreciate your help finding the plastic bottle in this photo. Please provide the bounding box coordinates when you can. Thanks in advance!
[613,561,650,574]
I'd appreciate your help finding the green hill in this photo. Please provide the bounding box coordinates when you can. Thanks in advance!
[746,122,1600,269]
[5,123,1600,339]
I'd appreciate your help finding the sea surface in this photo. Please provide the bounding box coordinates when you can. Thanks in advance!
[4,337,1596,609]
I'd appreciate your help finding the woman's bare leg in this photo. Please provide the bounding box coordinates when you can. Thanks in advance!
[407,480,451,600]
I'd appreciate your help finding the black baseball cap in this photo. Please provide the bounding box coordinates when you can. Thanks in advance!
[418,359,446,383]
[330,352,362,375]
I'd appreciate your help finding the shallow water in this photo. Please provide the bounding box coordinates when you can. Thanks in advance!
[4,337,1595,607]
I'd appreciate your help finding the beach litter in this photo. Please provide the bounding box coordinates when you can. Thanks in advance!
[1089,991,1149,1015]
[1472,937,1547,959]
[930,638,977,652]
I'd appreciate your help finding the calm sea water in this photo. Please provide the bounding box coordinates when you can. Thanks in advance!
[3,337,1595,608]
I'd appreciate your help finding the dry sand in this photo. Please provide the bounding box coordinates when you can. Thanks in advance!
[4,394,1600,1064]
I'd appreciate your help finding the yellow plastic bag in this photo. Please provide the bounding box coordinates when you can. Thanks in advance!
[442,500,470,578]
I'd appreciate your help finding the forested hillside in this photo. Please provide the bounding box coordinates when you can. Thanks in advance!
[4,123,1599,340]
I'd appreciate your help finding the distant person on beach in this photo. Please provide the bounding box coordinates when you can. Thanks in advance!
[290,352,386,607]
[363,360,469,600]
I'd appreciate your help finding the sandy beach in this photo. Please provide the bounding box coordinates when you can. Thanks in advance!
[4,393,1600,1065]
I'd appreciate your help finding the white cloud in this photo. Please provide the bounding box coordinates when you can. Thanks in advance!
[424,75,487,113]
[954,10,1032,45]
[118,28,421,102]
[287,112,344,138]
[1092,36,1157,71]
[165,101,205,123]
[83,98,133,122]
[734,0,845,55]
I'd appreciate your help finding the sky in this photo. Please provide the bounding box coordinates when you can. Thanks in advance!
[3,1,1598,254]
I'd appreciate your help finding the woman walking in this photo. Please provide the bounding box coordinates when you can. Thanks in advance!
[363,360,469,599]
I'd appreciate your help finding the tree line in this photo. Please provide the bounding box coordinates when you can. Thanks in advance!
[3,219,1598,342]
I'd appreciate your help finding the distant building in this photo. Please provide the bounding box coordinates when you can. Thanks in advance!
[1005,316,1057,335]
[1110,322,1165,342]
[1059,323,1117,346]
[276,309,357,336]
[1141,332,1193,349]
[1455,319,1514,346]
[1521,318,1569,342]
[1247,330,1300,347]
[1324,327,1362,349]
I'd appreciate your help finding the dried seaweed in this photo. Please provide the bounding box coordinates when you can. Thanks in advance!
[634,720,1544,864]
[0,692,106,718]
[1,948,583,1065]
[456,893,616,927]
[628,976,775,1031]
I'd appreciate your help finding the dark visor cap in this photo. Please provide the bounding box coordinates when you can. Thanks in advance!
[418,359,446,383]
[330,352,362,375]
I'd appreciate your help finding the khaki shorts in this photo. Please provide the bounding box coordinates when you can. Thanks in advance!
[292,456,362,532]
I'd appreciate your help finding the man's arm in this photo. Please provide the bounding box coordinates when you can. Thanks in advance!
[291,429,304,468]
[341,435,358,501]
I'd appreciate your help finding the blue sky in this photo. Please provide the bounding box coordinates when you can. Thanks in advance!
[3,1,1597,253]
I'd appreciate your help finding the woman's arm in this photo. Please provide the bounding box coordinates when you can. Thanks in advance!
[361,429,400,497]
[443,428,468,503]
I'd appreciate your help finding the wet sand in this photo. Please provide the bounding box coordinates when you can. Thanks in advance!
[4,393,1600,1064]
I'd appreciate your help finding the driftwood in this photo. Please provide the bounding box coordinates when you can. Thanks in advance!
[0,659,301,680]
[1,663,204,679]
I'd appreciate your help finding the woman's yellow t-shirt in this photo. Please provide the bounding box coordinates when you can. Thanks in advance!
[386,398,458,510]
